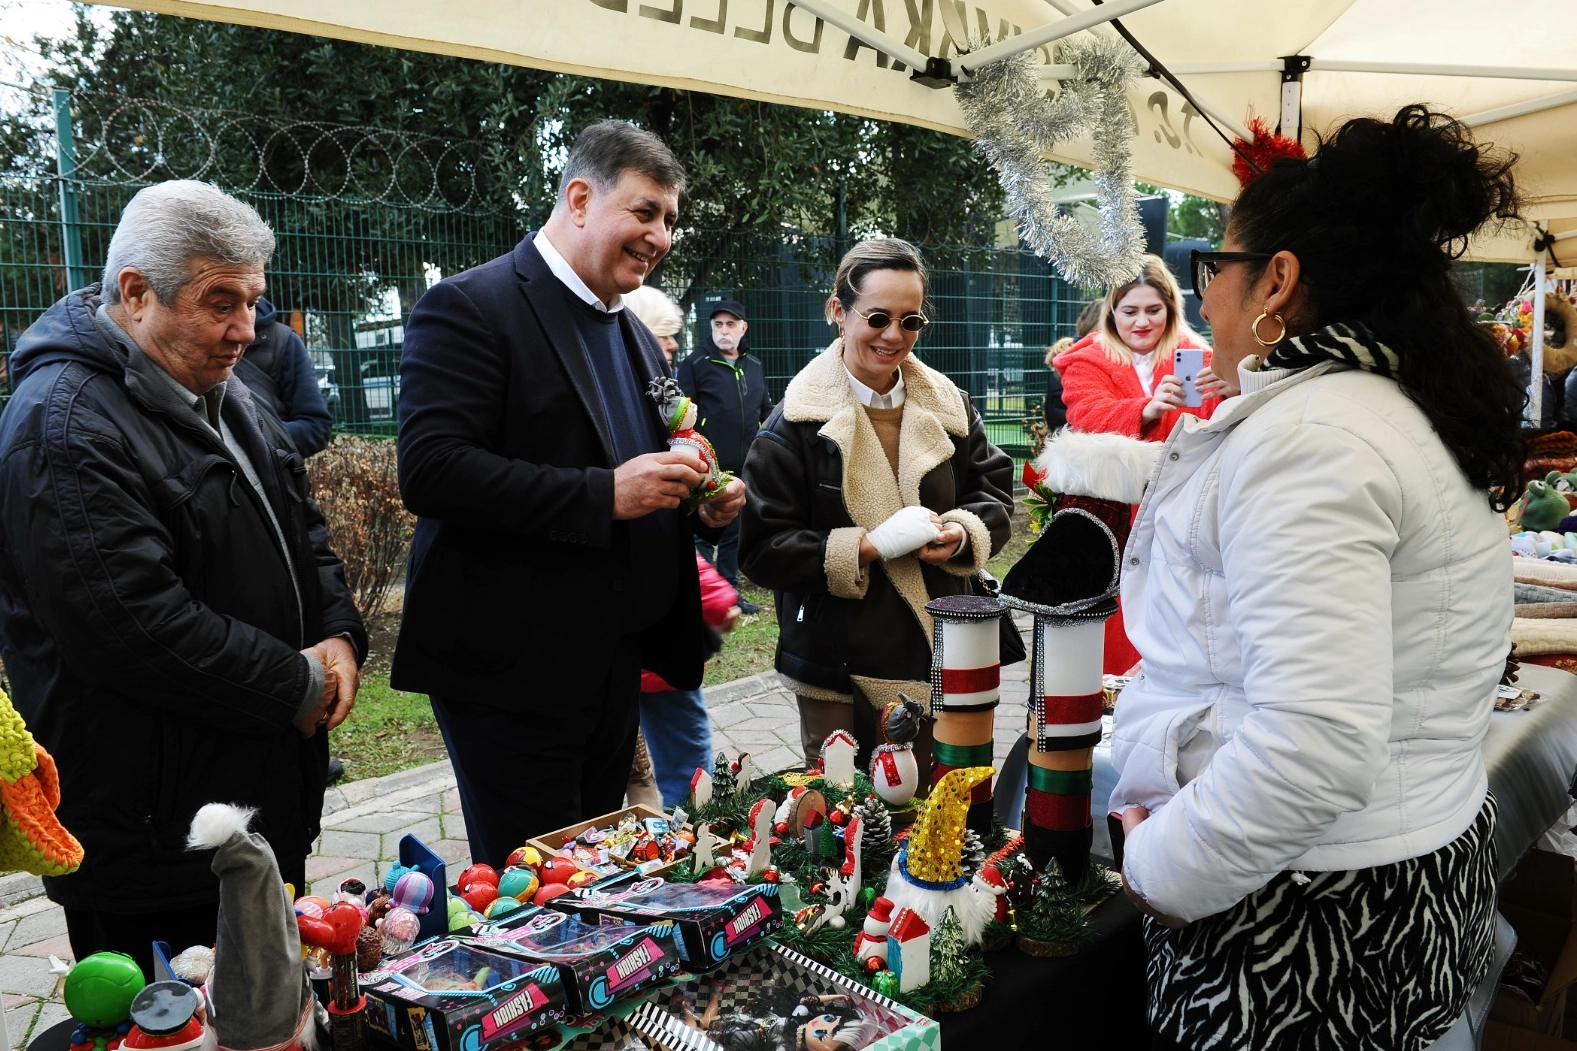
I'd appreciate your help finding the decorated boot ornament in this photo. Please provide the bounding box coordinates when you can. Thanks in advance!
[647,377,731,508]
[885,766,999,947]
[926,595,1007,836]
[1006,430,1160,886]
[870,695,927,807]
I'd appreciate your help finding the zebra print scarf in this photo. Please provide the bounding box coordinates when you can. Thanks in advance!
[1262,320,1402,379]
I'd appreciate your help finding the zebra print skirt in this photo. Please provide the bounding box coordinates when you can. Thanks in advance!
[1145,794,1498,1051]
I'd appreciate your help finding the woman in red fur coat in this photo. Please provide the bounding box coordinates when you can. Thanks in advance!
[1053,255,1230,672]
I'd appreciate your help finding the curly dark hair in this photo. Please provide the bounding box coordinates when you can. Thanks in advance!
[1229,105,1524,509]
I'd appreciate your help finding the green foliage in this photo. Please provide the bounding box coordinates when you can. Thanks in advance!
[330,670,445,780]
[1016,863,1091,947]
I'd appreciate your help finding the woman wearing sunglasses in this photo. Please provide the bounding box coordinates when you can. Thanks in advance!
[1113,107,1521,1051]
[739,238,1013,761]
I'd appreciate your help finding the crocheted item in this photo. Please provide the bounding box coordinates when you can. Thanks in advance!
[0,689,83,876]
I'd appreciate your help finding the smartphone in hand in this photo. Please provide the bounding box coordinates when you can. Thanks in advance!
[1174,348,1206,408]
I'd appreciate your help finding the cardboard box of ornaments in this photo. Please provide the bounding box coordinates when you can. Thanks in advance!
[528,802,693,881]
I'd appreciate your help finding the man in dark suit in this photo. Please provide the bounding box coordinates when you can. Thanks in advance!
[393,121,746,865]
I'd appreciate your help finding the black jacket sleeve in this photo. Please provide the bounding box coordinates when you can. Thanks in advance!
[276,327,332,457]
[397,279,617,546]
[0,403,310,735]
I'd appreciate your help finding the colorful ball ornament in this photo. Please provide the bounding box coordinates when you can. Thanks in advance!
[483,896,523,919]
[457,864,499,889]
[65,952,145,1028]
[293,895,330,919]
[497,866,539,901]
[458,882,498,912]
[381,906,421,955]
[391,871,435,915]
[532,884,571,906]
[506,846,543,870]
[538,857,581,886]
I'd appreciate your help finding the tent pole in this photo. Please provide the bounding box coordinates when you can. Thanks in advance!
[1279,56,1309,141]
[1462,87,1577,128]
[956,0,1167,73]
[1308,59,1577,82]
[779,0,931,72]
[1532,237,1548,426]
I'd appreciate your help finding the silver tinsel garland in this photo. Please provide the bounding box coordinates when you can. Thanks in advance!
[956,36,1147,288]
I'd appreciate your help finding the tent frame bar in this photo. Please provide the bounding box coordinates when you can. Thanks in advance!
[1045,58,1577,83]
[779,0,931,73]
[1462,87,1577,128]
[956,0,1168,74]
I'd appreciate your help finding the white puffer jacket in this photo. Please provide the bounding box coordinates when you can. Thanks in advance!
[1109,360,1512,922]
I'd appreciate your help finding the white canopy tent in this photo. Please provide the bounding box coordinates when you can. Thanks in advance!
[83,0,1577,406]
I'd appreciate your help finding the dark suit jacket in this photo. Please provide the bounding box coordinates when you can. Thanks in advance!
[391,234,709,709]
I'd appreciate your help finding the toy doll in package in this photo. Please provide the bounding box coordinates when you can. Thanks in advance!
[659,946,913,1051]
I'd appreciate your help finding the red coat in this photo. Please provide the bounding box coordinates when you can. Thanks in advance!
[641,554,739,693]
[1052,331,1218,673]
[1053,331,1218,441]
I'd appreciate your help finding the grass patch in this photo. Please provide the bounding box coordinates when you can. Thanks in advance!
[704,583,778,686]
[331,669,446,781]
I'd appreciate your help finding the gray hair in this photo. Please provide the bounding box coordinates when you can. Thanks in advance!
[102,180,275,305]
[557,120,687,200]
[624,284,684,337]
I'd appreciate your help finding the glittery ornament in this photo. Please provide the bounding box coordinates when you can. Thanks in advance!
[955,36,1146,287]
[356,925,384,972]
[902,767,993,884]
[381,905,421,955]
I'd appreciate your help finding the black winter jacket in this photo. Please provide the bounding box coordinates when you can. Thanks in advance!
[675,345,773,473]
[236,297,333,456]
[739,350,1013,695]
[0,287,366,911]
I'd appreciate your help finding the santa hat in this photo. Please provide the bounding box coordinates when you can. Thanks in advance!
[1002,431,1160,616]
[0,688,83,876]
[186,804,318,1051]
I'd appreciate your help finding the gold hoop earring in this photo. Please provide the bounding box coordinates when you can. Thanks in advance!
[1252,312,1286,347]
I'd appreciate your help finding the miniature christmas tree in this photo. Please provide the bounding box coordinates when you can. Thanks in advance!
[711,752,738,799]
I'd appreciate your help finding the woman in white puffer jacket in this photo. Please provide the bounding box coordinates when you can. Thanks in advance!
[1112,107,1525,1051]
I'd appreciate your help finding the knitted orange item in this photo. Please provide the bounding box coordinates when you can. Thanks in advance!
[0,687,84,876]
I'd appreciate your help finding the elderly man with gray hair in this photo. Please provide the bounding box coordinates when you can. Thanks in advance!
[0,179,367,980]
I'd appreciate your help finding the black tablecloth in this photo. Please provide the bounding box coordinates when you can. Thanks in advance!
[942,893,1149,1045]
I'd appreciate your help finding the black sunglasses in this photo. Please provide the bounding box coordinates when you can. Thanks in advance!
[1190,250,1276,300]
[851,306,930,333]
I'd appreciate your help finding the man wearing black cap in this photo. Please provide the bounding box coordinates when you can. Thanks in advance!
[677,298,774,610]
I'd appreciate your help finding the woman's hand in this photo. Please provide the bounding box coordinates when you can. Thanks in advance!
[916,520,966,565]
[1140,376,1186,423]
[1118,806,1189,929]
[1196,365,1238,399]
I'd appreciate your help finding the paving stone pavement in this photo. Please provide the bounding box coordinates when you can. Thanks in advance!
[0,615,1034,1048]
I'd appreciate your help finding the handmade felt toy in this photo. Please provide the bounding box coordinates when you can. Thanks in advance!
[187,803,321,1051]
[647,377,731,508]
[1522,479,1573,533]
[0,687,83,876]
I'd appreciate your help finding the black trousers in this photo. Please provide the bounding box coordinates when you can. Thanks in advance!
[64,905,220,986]
[430,634,643,868]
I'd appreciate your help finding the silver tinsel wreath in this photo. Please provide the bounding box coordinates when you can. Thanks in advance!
[957,36,1146,288]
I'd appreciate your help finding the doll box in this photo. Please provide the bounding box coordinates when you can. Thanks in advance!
[361,938,568,1051]
[462,906,683,1015]
[549,876,783,970]
[627,943,939,1051]
[529,804,690,881]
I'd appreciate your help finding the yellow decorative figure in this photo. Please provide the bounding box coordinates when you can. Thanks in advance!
[884,767,997,947]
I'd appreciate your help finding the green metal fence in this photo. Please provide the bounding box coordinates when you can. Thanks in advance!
[1,93,1091,457]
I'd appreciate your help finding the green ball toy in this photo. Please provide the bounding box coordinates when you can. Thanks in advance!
[64,952,146,1027]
